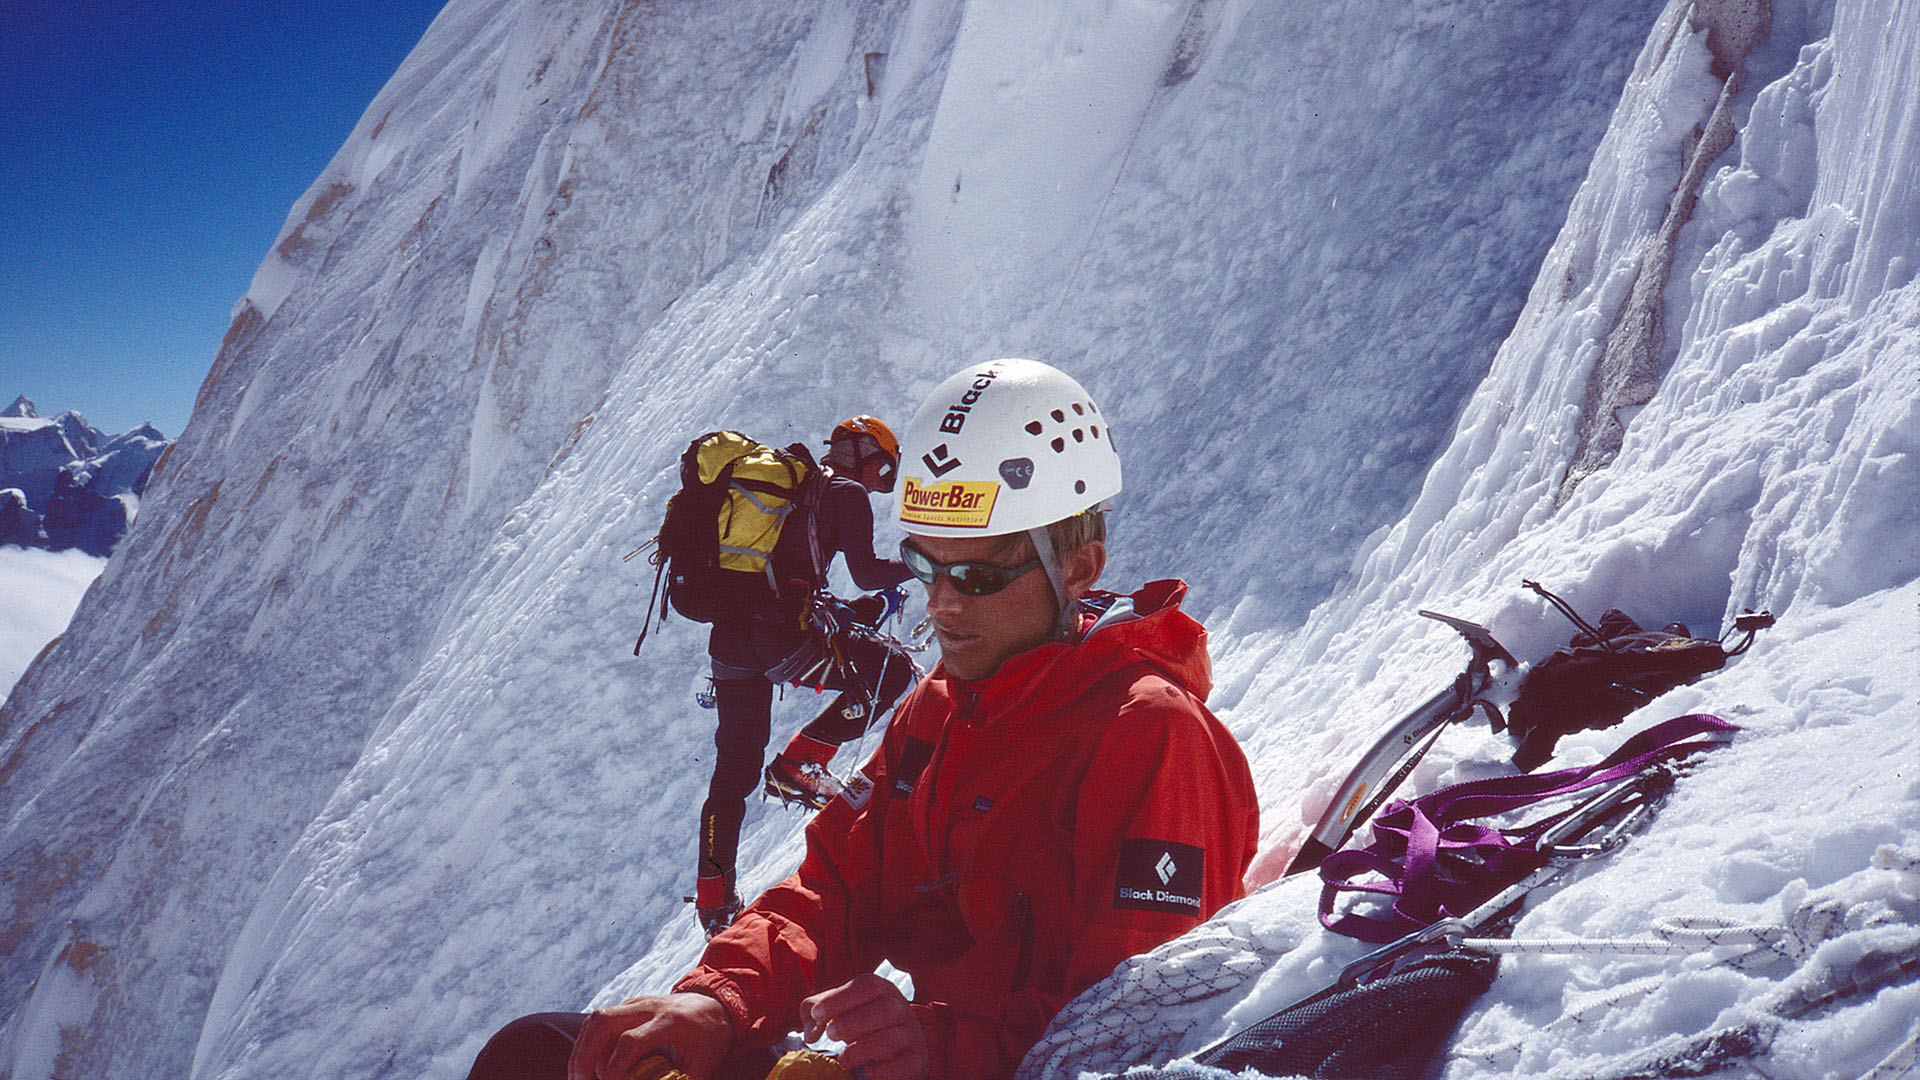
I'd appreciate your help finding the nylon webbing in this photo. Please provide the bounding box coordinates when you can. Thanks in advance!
[1321,715,1738,943]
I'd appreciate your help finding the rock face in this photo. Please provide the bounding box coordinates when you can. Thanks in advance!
[0,396,170,555]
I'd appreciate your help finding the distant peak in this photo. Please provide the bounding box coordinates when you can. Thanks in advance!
[4,394,36,419]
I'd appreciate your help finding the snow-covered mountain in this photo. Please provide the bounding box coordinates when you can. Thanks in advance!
[0,396,170,556]
[2,1,1913,1078]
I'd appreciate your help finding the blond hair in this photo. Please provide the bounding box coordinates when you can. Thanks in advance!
[1046,506,1107,554]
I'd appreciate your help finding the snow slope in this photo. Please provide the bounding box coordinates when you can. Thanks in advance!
[1,0,1913,1078]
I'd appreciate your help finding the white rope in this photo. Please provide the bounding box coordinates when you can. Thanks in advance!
[1460,914,1802,962]
[1453,867,1920,1077]
[1459,936,1686,956]
[1564,974,1667,1024]
[1872,842,1920,877]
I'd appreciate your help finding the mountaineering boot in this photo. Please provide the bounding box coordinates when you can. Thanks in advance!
[763,755,843,810]
[694,872,743,939]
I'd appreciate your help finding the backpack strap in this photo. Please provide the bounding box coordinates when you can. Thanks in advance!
[786,443,826,591]
[1195,947,1499,1077]
[723,467,799,592]
[1320,715,1737,943]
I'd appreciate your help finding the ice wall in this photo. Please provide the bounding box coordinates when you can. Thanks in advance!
[1017,0,1918,1073]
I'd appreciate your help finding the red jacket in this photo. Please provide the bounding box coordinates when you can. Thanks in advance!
[676,580,1259,1079]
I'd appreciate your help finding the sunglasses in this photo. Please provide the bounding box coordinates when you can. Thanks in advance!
[899,541,1042,597]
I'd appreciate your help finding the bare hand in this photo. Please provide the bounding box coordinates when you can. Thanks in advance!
[567,993,733,1080]
[801,975,928,1080]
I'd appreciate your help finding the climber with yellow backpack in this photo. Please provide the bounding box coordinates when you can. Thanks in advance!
[632,416,919,938]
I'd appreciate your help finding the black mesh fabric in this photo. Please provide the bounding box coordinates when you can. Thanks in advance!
[1194,950,1498,1079]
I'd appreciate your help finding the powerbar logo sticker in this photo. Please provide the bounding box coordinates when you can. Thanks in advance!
[1114,839,1205,916]
[900,476,1000,530]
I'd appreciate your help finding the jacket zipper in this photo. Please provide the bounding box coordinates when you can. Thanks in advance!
[918,685,979,873]
[1011,891,1034,993]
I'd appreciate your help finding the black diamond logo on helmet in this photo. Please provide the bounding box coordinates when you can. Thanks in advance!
[923,443,962,477]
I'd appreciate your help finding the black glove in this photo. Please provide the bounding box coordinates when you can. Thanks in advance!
[847,593,885,626]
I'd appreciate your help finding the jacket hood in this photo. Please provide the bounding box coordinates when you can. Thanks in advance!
[929,579,1212,721]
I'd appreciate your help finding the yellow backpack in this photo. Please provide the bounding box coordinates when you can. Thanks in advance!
[635,431,824,648]
[690,431,815,577]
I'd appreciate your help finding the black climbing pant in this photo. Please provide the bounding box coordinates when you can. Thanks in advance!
[465,1011,777,1080]
[698,628,916,879]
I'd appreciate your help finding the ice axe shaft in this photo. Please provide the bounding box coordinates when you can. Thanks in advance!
[1285,610,1517,876]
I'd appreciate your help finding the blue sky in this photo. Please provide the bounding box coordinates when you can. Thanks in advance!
[1,1,448,439]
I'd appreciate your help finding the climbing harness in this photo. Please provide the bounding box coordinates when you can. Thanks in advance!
[766,587,923,791]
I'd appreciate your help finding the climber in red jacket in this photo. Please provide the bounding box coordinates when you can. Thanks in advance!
[468,359,1258,1080]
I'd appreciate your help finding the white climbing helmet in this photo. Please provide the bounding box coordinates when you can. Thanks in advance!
[896,358,1121,538]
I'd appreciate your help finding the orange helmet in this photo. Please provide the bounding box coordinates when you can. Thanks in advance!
[828,415,899,460]
[827,415,900,492]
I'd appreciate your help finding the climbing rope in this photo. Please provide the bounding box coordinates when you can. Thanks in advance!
[1450,844,1920,1077]
[1458,914,1807,964]
[1015,915,1285,1080]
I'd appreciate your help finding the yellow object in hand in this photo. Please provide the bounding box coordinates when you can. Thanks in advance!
[765,1049,853,1079]
[622,1052,691,1080]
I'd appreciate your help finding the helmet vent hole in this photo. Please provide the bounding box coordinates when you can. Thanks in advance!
[1073,429,1086,443]
[1025,421,1044,436]
[1051,437,1066,453]
[1074,480,1087,494]
[1051,409,1065,422]
[1073,402,1085,415]
[1091,426,1101,439]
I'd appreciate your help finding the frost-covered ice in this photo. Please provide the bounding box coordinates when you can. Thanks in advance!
[1,0,1915,1078]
